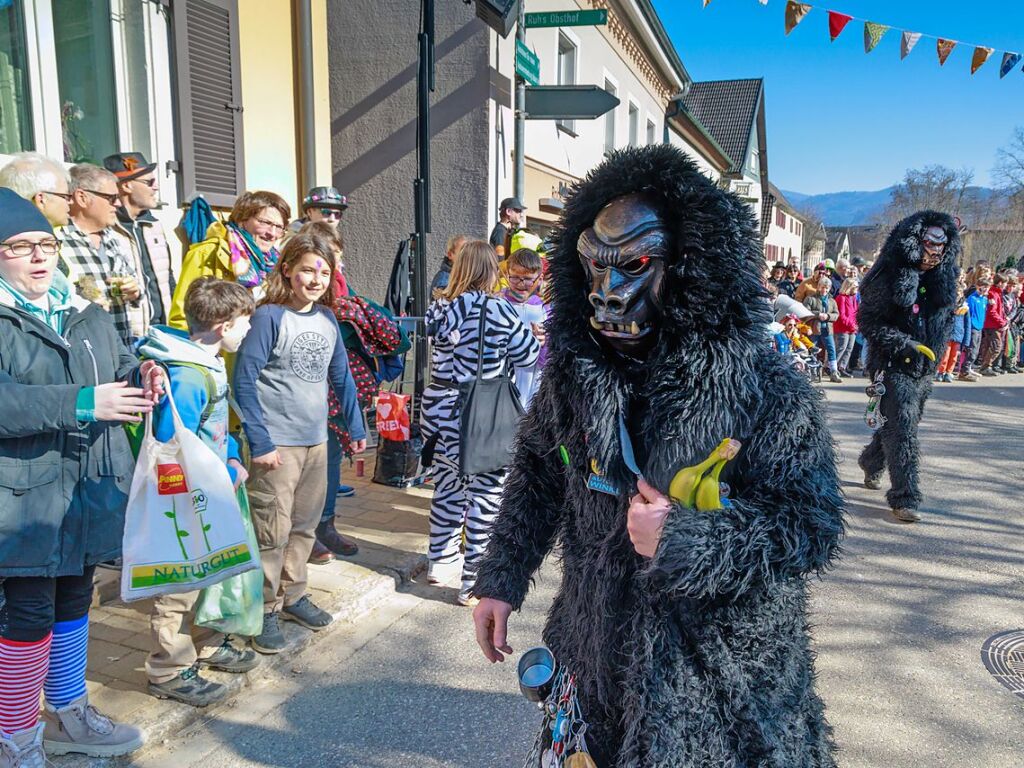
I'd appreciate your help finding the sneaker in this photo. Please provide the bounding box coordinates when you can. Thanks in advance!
[0,724,46,768]
[980,367,997,377]
[148,665,227,707]
[198,639,260,673]
[315,519,359,556]
[427,560,460,586]
[1007,366,1022,374]
[891,507,921,523]
[308,539,334,565]
[957,371,979,382]
[41,693,144,757]
[456,589,479,607]
[864,471,884,491]
[282,595,333,631]
[942,373,955,383]
[829,371,842,383]
[251,612,286,654]
[337,484,356,497]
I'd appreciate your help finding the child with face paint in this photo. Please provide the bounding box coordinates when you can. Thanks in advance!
[136,277,259,706]
[232,234,367,654]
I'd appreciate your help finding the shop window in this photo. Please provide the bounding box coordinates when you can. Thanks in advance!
[0,1,34,154]
[53,0,119,162]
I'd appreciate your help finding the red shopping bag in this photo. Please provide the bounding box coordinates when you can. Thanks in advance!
[376,392,411,441]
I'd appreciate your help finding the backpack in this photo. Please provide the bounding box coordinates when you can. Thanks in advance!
[125,361,223,459]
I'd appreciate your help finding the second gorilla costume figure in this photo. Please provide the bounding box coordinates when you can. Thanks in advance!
[472,145,846,767]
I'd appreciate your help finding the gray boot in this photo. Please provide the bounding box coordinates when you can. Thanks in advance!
[0,724,46,768]
[40,693,144,757]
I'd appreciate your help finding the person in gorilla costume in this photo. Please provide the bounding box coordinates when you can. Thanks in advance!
[857,212,961,523]
[471,145,845,767]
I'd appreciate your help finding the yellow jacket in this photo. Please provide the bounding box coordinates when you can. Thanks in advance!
[168,221,234,329]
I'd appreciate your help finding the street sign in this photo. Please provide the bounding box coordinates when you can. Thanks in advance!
[515,39,540,86]
[524,85,619,120]
[524,9,608,28]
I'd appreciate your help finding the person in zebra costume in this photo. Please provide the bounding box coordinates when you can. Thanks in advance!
[471,146,845,767]
[421,240,540,606]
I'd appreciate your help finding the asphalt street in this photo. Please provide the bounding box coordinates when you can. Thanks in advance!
[130,374,1024,768]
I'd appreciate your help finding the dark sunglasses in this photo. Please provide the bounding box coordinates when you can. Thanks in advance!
[83,189,120,205]
[318,208,342,219]
[43,190,72,201]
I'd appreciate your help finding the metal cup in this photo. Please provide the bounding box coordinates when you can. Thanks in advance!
[517,645,557,702]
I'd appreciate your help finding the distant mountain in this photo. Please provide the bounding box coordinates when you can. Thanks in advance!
[780,188,896,226]
[781,186,1000,227]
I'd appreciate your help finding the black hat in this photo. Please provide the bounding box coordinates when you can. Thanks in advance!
[772,262,785,270]
[0,188,53,242]
[851,256,867,267]
[499,196,526,212]
[103,152,157,181]
[303,186,349,211]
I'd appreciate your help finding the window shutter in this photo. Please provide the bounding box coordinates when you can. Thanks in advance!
[171,0,244,207]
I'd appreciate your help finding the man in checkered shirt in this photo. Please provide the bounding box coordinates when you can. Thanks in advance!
[57,164,141,345]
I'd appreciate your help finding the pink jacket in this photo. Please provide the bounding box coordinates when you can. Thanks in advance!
[834,293,859,335]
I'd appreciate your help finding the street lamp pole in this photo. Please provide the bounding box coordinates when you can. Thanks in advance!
[513,0,525,201]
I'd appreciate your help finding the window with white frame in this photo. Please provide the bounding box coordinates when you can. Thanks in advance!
[603,77,616,154]
[646,118,655,146]
[628,102,638,147]
[557,32,576,133]
[0,0,168,168]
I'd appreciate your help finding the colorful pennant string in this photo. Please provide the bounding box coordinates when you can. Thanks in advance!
[864,22,888,54]
[702,1,1024,79]
[828,11,852,42]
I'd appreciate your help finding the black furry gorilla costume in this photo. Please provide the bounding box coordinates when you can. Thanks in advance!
[857,212,961,519]
[472,146,845,767]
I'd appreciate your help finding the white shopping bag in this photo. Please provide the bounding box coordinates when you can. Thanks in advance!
[121,386,257,602]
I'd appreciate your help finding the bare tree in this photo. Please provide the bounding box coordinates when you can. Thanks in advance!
[879,165,979,227]
[795,205,826,258]
[993,126,1024,192]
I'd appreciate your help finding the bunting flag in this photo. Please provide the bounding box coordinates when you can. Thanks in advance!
[864,22,889,54]
[702,1,1024,81]
[937,38,957,66]
[971,46,994,75]
[901,31,922,60]
[1000,52,1023,79]
[828,11,852,42]
[784,1,811,36]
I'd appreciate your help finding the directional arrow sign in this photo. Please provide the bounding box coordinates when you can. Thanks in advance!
[524,85,619,120]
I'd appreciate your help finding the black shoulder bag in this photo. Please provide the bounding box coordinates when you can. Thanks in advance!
[458,296,525,475]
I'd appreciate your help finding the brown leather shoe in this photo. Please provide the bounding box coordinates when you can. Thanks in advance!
[891,507,921,523]
[307,539,334,564]
[316,520,359,556]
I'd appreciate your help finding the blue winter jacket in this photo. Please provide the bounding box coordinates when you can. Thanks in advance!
[966,290,988,331]
[949,306,971,347]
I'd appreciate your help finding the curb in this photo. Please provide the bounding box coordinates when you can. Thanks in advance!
[59,554,427,767]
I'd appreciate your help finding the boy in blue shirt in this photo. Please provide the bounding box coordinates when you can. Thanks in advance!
[137,277,259,707]
[960,277,990,381]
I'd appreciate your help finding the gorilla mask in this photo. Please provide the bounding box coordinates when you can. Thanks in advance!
[578,193,668,356]
[919,226,947,271]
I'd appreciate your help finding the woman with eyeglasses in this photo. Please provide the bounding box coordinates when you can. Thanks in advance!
[169,190,291,329]
[0,188,165,761]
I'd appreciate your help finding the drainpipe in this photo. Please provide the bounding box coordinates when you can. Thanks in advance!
[297,0,316,191]
[663,86,689,144]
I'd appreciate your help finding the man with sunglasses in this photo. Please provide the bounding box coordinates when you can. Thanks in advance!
[57,164,139,345]
[288,186,349,234]
[105,152,175,334]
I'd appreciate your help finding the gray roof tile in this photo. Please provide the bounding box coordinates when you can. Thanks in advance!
[682,79,763,173]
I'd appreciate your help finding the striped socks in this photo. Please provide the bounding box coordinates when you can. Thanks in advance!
[43,614,89,708]
[0,634,51,735]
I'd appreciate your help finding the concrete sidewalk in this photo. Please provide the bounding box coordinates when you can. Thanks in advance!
[68,456,432,764]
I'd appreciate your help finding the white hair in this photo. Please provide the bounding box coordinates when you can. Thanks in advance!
[835,258,851,269]
[69,163,117,193]
[0,152,70,199]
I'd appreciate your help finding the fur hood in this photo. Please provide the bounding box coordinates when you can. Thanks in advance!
[862,210,960,291]
[541,145,775,489]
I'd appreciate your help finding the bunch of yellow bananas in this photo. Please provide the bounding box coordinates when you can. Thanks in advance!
[668,438,742,511]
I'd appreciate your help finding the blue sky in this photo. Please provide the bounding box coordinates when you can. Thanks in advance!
[651,0,1024,194]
